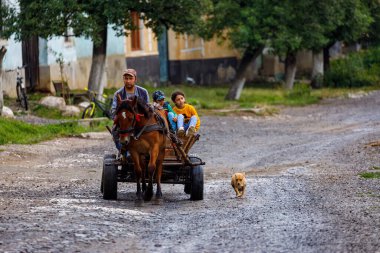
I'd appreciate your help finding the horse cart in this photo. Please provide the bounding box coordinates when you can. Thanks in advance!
[101,133,205,201]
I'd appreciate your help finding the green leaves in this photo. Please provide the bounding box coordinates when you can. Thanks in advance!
[4,0,209,42]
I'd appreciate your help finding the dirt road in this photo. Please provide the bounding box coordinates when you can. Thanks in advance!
[1,91,380,252]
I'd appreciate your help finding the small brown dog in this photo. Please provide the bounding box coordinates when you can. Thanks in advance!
[231,172,247,198]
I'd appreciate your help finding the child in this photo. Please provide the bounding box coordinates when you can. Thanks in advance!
[152,90,177,132]
[171,90,200,137]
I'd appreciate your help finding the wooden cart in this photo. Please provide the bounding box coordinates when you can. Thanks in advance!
[101,134,205,201]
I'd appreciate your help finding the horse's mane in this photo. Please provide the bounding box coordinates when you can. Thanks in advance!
[135,97,153,118]
[116,99,134,114]
[116,95,152,118]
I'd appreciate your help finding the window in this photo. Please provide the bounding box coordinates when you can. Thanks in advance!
[130,11,141,51]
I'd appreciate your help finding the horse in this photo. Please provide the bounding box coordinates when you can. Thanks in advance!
[114,95,169,202]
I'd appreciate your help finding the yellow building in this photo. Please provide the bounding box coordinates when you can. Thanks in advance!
[124,15,316,86]
[124,16,246,85]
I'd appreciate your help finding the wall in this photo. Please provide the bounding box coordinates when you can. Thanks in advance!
[1,35,24,97]
[167,32,242,85]
[39,26,126,94]
[124,23,160,85]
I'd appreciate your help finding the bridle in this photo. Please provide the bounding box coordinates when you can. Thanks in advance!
[116,104,148,140]
[116,98,168,142]
[117,110,137,135]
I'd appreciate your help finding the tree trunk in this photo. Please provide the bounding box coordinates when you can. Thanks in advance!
[323,43,333,72]
[88,24,108,99]
[0,46,7,116]
[225,47,263,100]
[311,50,324,89]
[283,52,297,90]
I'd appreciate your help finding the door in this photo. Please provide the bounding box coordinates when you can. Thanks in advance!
[22,36,39,90]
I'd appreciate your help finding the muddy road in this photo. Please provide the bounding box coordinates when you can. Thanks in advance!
[1,91,380,252]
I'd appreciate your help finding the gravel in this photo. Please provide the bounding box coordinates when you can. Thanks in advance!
[0,91,379,252]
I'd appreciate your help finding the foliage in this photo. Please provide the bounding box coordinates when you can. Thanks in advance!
[323,0,372,47]
[6,0,210,43]
[361,0,380,45]
[142,84,330,109]
[202,0,275,53]
[324,47,380,87]
[0,116,112,145]
[359,171,380,179]
[32,104,69,119]
[0,117,81,145]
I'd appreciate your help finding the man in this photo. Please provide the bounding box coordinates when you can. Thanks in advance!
[111,68,149,119]
[111,68,149,151]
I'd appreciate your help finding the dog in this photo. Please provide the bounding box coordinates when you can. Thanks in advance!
[231,172,246,198]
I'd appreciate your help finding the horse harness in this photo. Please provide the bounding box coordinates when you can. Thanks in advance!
[118,104,168,141]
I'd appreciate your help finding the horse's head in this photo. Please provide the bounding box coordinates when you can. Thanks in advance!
[115,94,138,144]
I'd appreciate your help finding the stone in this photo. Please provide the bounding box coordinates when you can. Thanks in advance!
[1,106,15,118]
[80,132,109,139]
[61,105,81,117]
[78,101,90,110]
[39,96,66,110]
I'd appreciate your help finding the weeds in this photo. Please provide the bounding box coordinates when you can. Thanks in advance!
[0,117,111,145]
[359,171,380,179]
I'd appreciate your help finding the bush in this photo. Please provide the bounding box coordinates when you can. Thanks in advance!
[285,83,311,99]
[324,47,380,88]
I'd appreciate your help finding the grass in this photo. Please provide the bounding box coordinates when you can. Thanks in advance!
[2,83,379,145]
[359,171,380,179]
[0,117,112,145]
[32,104,68,119]
[140,83,380,111]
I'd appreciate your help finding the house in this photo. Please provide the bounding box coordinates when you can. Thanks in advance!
[1,13,322,98]
[1,26,125,98]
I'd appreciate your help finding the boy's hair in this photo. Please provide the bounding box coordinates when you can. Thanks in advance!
[171,91,185,103]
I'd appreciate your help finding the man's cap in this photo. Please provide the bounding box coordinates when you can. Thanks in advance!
[153,90,165,101]
[123,68,137,78]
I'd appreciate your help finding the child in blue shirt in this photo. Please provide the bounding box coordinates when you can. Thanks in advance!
[152,90,177,132]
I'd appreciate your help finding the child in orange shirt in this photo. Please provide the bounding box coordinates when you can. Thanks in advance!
[171,91,200,137]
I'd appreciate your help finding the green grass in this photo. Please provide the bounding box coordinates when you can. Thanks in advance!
[32,104,69,119]
[2,83,379,145]
[138,83,380,111]
[359,171,380,179]
[0,117,112,145]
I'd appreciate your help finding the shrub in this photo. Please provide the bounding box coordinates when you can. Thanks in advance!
[324,47,380,88]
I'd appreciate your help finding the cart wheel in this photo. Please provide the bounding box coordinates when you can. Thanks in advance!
[103,157,118,200]
[184,183,191,194]
[101,154,116,193]
[190,157,204,201]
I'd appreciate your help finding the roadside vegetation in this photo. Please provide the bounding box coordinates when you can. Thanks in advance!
[359,166,380,179]
[1,83,378,145]
[0,117,111,145]
[2,46,380,146]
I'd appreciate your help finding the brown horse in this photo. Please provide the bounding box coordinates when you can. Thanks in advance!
[114,95,168,202]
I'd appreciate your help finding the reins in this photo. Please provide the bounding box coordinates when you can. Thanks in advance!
[133,105,168,140]
[117,101,168,141]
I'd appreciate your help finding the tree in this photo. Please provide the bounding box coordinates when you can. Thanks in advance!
[204,0,372,96]
[0,1,14,115]
[365,0,380,45]
[268,1,344,89]
[8,0,210,97]
[0,45,7,115]
[270,0,371,90]
[202,0,278,100]
[322,0,372,72]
